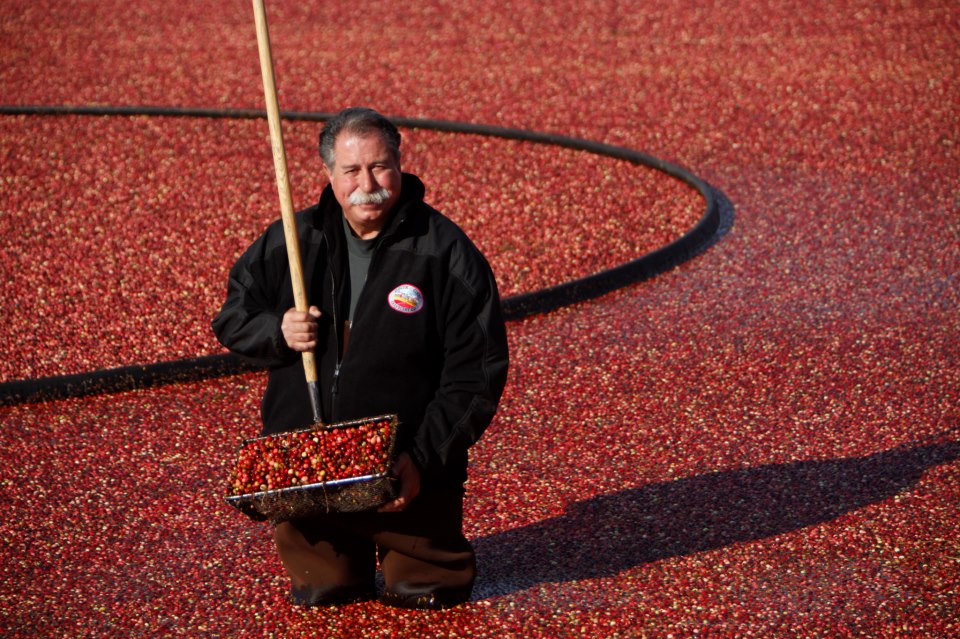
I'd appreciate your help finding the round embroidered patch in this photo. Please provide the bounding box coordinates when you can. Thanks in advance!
[387,284,424,314]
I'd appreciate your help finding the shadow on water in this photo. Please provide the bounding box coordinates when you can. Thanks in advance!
[473,437,959,598]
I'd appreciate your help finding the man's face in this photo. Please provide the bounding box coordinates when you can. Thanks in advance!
[324,130,402,239]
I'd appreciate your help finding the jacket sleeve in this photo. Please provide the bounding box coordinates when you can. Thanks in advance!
[211,223,298,368]
[409,242,510,478]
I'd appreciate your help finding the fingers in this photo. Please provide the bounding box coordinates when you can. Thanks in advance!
[378,496,407,513]
[281,306,322,352]
[378,488,414,513]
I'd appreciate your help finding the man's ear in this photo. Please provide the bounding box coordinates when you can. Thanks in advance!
[322,163,333,181]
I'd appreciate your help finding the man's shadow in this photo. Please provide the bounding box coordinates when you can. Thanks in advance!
[473,436,959,598]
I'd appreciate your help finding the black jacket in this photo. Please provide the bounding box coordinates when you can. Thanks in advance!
[212,174,509,484]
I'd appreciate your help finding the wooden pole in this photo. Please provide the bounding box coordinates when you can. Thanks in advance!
[251,0,322,422]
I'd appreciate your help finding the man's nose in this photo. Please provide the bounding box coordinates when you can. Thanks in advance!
[358,168,376,192]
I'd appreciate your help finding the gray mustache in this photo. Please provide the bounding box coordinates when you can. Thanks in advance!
[348,188,392,206]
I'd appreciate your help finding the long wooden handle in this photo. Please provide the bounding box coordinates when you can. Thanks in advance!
[251,0,322,420]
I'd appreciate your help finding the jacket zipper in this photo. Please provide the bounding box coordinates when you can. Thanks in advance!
[328,212,400,422]
[330,262,342,421]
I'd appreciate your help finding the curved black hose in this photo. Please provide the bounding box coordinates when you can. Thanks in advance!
[0,104,729,405]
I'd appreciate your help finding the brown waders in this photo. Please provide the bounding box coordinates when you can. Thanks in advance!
[273,487,476,610]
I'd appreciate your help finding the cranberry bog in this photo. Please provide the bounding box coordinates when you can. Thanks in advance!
[1,1,957,638]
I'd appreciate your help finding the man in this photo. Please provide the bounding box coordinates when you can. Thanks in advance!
[212,107,509,610]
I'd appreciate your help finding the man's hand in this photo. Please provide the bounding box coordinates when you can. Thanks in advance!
[281,306,322,352]
[378,452,421,513]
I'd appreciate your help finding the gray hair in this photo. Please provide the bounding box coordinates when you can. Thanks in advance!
[318,107,401,168]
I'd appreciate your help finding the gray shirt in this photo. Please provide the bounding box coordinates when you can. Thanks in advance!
[341,214,379,322]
